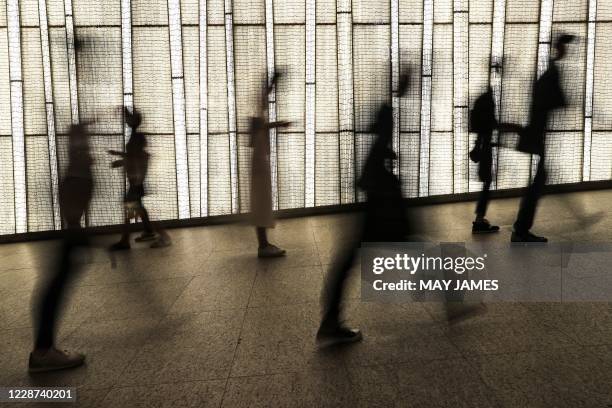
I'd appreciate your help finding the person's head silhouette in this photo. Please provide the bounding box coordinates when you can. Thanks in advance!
[554,34,576,61]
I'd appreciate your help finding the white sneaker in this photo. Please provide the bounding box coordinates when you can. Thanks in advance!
[258,244,286,258]
[28,347,85,373]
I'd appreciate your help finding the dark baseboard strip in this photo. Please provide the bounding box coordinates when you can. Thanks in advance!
[1,180,610,244]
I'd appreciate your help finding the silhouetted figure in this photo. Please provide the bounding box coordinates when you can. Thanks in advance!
[29,124,92,372]
[513,34,575,243]
[317,72,412,347]
[109,107,170,250]
[470,86,522,233]
[250,73,291,258]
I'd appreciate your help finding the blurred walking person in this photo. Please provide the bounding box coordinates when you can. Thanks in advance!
[109,107,170,250]
[317,71,411,347]
[250,73,291,258]
[29,124,91,372]
[469,85,522,234]
[513,34,575,242]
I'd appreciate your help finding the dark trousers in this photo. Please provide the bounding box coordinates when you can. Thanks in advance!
[475,149,493,218]
[321,193,406,326]
[34,229,85,350]
[514,157,547,234]
[321,243,358,326]
[476,180,491,217]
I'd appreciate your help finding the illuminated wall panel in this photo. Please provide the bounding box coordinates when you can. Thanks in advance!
[0,0,610,236]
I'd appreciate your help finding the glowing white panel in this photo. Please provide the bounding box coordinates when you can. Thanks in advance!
[183,27,200,215]
[583,0,596,181]
[233,0,264,24]
[315,133,339,206]
[506,0,539,22]
[75,27,122,134]
[399,0,423,23]
[353,26,390,132]
[590,132,612,181]
[38,0,60,230]
[168,0,190,218]
[63,0,79,124]
[72,0,120,25]
[0,30,10,137]
[224,0,238,214]
[315,25,338,132]
[453,2,468,193]
[121,0,133,146]
[21,29,47,136]
[468,24,492,193]
[353,0,389,23]
[398,25,422,133]
[337,5,354,203]
[469,0,492,23]
[545,132,583,184]
[391,0,399,176]
[429,132,453,195]
[199,0,208,216]
[7,0,26,233]
[0,137,16,234]
[265,0,278,209]
[549,23,586,131]
[537,0,553,77]
[304,0,315,207]
[490,0,505,191]
[275,25,305,209]
[593,23,612,130]
[419,0,433,196]
[498,23,538,190]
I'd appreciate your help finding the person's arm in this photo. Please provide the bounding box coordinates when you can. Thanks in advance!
[267,121,292,129]
[111,159,124,168]
[107,150,126,157]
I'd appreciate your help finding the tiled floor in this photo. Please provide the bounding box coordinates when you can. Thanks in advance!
[1,189,612,407]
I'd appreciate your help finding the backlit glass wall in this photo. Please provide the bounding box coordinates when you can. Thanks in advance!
[1,0,610,235]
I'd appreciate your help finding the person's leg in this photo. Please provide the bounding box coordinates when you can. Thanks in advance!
[111,213,132,250]
[256,227,268,249]
[513,158,547,241]
[475,179,491,220]
[256,226,286,257]
[139,205,154,235]
[320,245,357,327]
[30,228,86,372]
[34,239,72,350]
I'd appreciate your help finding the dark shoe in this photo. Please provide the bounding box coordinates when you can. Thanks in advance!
[316,324,362,348]
[135,232,157,242]
[109,241,131,251]
[446,303,487,325]
[28,348,85,373]
[511,231,548,243]
[472,219,500,234]
[258,244,286,258]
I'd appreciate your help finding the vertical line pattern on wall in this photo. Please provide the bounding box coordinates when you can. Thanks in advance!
[224,0,238,214]
[304,0,316,207]
[199,0,209,216]
[490,0,506,191]
[583,0,597,181]
[168,0,191,218]
[265,0,279,210]
[38,0,61,230]
[453,0,468,194]
[63,0,79,124]
[391,0,400,177]
[419,0,433,197]
[121,0,134,142]
[7,0,26,233]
